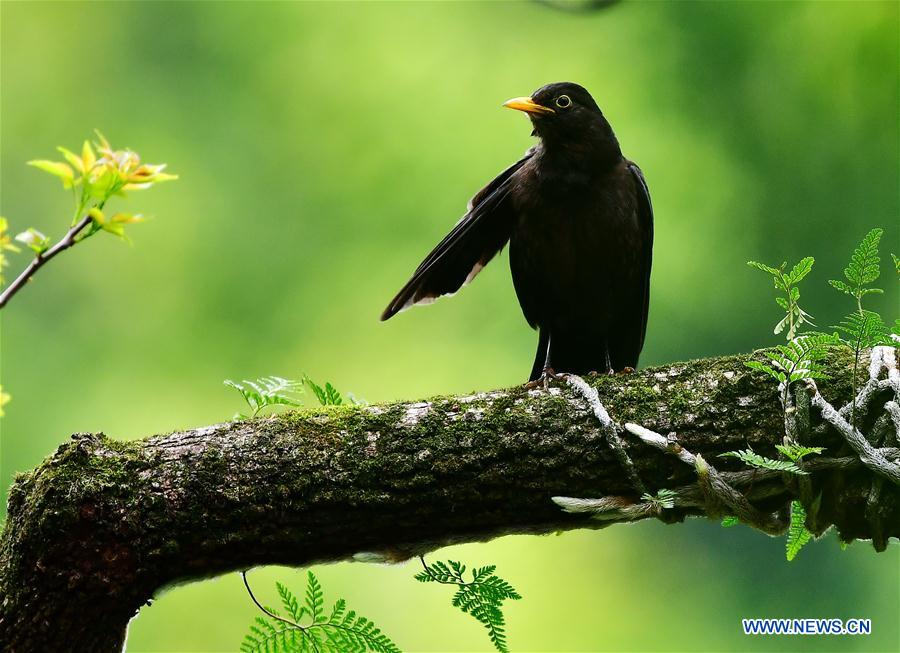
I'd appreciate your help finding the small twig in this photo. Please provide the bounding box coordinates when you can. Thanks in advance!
[886,401,900,444]
[554,447,900,523]
[552,495,660,522]
[625,423,787,534]
[562,374,647,494]
[838,346,899,423]
[0,215,93,309]
[805,380,900,485]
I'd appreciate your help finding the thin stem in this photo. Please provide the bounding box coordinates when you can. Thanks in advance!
[240,571,303,630]
[0,214,93,309]
[784,276,796,339]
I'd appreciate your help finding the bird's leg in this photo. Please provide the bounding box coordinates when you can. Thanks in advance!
[540,334,557,388]
[525,335,558,389]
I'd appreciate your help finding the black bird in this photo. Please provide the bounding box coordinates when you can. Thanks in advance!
[381,82,653,381]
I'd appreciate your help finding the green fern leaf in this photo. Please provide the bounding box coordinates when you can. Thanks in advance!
[721,516,739,528]
[744,360,786,383]
[305,571,325,623]
[304,377,328,405]
[225,376,304,417]
[720,448,807,475]
[827,279,853,295]
[278,581,307,622]
[788,256,814,284]
[842,228,882,287]
[775,444,825,462]
[833,310,891,350]
[241,572,401,653]
[786,500,813,561]
[641,488,678,509]
[416,559,521,653]
[747,260,782,276]
[749,257,816,339]
[304,376,348,406]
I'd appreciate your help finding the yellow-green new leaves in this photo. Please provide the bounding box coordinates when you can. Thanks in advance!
[56,141,96,176]
[1,132,176,310]
[27,132,176,238]
[0,386,9,417]
[14,228,50,255]
[30,133,177,196]
[26,159,77,188]
[0,218,21,285]
[88,209,144,240]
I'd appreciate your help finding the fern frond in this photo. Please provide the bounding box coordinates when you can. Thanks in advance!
[775,444,825,462]
[786,500,813,561]
[225,376,304,416]
[833,310,891,350]
[305,571,325,623]
[746,334,835,387]
[721,516,739,528]
[748,260,783,277]
[278,581,307,622]
[720,448,806,475]
[744,360,786,383]
[304,376,347,406]
[241,572,400,653]
[788,256,815,284]
[827,279,853,295]
[640,488,677,509]
[748,257,816,339]
[842,228,882,287]
[416,559,521,653]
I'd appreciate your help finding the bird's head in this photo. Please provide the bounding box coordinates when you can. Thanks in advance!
[503,82,619,159]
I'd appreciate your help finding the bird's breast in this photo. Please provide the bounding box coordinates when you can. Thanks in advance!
[507,159,643,321]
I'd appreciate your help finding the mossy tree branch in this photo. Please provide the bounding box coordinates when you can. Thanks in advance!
[1,350,897,653]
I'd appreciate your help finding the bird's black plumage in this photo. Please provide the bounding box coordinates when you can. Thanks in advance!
[381,82,653,380]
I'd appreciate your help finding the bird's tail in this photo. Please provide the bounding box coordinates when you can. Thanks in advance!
[529,330,550,381]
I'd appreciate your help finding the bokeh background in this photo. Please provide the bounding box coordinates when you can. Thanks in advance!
[2,1,898,651]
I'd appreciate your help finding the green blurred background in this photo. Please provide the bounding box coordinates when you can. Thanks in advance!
[2,1,898,651]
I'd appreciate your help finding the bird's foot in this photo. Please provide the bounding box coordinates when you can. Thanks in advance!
[524,367,558,390]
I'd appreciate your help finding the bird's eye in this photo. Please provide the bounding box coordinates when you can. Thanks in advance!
[555,95,572,109]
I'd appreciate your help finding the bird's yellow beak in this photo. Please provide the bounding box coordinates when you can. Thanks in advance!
[502,96,555,115]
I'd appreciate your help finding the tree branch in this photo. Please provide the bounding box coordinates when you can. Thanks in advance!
[1,349,897,652]
[0,214,93,309]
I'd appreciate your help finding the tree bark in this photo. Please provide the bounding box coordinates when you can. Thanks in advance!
[0,349,896,652]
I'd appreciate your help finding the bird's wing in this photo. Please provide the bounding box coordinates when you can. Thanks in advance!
[628,162,654,350]
[380,150,533,321]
